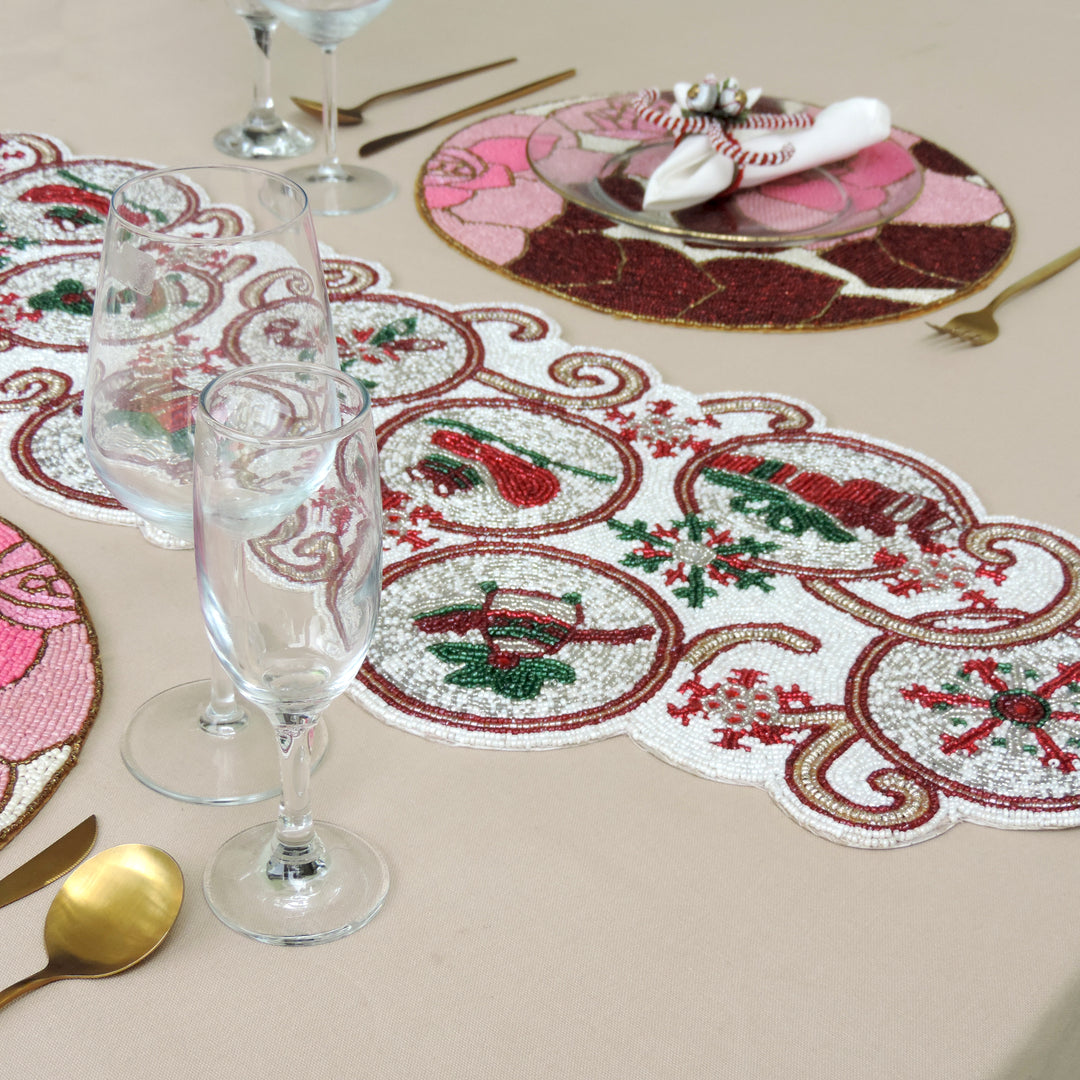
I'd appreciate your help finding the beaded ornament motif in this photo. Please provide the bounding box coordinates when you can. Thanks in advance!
[2,133,1075,850]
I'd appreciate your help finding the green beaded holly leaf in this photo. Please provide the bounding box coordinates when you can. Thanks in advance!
[426,642,576,700]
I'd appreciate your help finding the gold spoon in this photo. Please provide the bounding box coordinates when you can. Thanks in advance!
[0,844,184,1011]
[291,56,517,127]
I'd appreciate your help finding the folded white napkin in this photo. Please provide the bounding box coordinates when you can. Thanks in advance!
[640,86,892,213]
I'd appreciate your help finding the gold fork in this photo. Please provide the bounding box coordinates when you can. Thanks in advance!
[927,243,1080,345]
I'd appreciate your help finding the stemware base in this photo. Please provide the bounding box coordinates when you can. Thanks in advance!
[203,821,389,945]
[213,119,315,160]
[283,162,396,215]
[120,679,328,804]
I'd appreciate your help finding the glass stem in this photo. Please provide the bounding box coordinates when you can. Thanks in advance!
[268,713,324,880]
[200,656,248,735]
[242,15,281,131]
[318,44,344,179]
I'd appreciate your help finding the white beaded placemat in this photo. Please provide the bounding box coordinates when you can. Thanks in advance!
[3,132,1079,848]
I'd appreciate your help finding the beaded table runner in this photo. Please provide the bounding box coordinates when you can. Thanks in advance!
[0,515,100,850]
[5,133,1080,848]
[416,96,1015,331]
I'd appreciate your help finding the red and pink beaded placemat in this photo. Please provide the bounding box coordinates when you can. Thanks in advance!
[7,132,1080,849]
[0,515,100,850]
[416,96,1015,331]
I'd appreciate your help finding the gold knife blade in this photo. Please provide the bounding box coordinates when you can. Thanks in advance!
[358,68,577,157]
[0,815,97,909]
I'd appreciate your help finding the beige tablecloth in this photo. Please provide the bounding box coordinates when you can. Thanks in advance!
[1,1,1078,1077]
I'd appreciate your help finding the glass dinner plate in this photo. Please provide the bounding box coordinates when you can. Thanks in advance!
[525,93,925,248]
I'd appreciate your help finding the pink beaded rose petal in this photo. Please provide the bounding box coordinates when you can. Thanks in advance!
[0,519,101,849]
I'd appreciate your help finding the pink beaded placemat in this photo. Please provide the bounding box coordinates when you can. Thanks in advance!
[0,515,100,850]
[416,96,1015,331]
[5,133,1080,849]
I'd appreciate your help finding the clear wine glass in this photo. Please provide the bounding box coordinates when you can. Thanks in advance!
[196,363,387,944]
[82,164,339,804]
[261,0,397,215]
[214,0,315,159]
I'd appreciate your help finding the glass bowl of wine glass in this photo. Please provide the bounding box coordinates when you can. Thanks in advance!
[82,164,339,803]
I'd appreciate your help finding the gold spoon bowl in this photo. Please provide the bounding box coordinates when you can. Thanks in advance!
[0,844,183,1010]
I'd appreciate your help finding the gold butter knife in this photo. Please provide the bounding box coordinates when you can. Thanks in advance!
[358,68,577,157]
[0,815,97,909]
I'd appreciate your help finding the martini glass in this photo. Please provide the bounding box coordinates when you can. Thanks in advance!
[196,363,387,944]
[262,0,396,215]
[214,0,315,159]
[82,164,338,803]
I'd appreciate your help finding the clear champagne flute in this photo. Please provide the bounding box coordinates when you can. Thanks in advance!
[214,0,315,159]
[261,0,397,215]
[196,363,387,944]
[82,164,338,804]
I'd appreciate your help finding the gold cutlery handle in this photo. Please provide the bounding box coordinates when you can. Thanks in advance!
[359,68,577,157]
[988,244,1080,311]
[349,57,518,116]
[0,966,61,1011]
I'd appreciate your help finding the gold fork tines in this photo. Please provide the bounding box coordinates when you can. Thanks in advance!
[927,306,1003,346]
[927,243,1080,346]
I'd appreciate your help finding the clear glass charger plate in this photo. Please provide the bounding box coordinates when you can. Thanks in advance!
[525,93,925,248]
